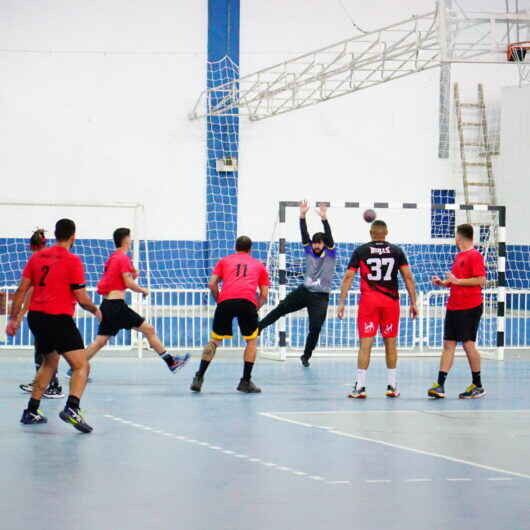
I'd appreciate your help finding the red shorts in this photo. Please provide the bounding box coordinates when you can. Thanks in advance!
[357,295,400,339]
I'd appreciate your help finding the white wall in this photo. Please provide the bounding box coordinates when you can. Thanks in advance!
[0,0,206,240]
[239,0,525,244]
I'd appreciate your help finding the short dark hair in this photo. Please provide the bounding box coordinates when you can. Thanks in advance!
[55,219,76,241]
[312,232,325,244]
[371,220,387,230]
[30,228,47,250]
[113,227,131,248]
[235,235,252,252]
[457,223,474,240]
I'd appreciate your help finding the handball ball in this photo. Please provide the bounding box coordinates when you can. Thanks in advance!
[363,209,377,223]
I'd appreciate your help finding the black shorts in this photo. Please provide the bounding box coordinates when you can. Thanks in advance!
[212,299,258,340]
[27,311,84,356]
[444,304,483,343]
[98,299,145,337]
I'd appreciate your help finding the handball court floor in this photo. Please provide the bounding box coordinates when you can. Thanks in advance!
[1,350,529,530]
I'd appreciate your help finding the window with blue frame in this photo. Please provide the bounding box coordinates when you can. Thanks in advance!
[431,189,455,238]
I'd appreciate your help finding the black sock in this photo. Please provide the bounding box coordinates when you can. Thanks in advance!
[28,398,40,414]
[197,360,210,377]
[438,371,448,386]
[472,371,482,387]
[159,351,173,367]
[243,361,254,382]
[66,395,80,411]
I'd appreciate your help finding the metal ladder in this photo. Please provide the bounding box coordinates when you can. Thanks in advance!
[453,83,498,286]
[453,83,498,221]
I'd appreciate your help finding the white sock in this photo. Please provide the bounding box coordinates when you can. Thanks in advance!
[387,368,397,388]
[356,369,366,389]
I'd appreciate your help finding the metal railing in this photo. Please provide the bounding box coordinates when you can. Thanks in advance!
[2,286,529,355]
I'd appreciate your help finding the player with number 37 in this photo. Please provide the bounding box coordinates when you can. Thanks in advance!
[337,219,418,399]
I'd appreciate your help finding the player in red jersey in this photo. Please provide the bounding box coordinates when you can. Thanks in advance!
[428,223,487,399]
[83,227,189,372]
[17,229,64,399]
[6,219,100,433]
[190,236,269,393]
[338,220,418,398]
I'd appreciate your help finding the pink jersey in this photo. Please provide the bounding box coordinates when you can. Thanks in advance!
[212,252,269,306]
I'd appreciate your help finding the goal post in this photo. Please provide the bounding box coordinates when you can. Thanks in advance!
[260,201,507,361]
[0,200,146,356]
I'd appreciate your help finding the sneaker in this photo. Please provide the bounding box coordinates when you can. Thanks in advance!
[19,382,33,394]
[190,373,204,392]
[168,353,191,373]
[66,368,93,383]
[386,385,400,398]
[428,382,445,399]
[43,384,64,399]
[237,379,262,393]
[59,407,93,434]
[20,409,48,424]
[348,384,367,399]
[300,355,310,367]
[459,384,486,399]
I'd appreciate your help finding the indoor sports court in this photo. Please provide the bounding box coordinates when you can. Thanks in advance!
[1,2,530,530]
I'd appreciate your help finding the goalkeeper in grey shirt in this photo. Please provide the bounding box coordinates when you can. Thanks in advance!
[258,201,337,366]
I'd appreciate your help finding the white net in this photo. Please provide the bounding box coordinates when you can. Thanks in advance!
[261,203,504,359]
[0,202,143,350]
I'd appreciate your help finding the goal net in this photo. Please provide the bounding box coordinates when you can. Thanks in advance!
[0,201,145,354]
[260,201,507,361]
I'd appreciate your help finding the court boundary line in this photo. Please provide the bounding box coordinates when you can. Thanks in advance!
[260,411,530,480]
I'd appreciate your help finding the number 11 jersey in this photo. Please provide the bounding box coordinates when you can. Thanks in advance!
[212,252,270,306]
[347,241,408,300]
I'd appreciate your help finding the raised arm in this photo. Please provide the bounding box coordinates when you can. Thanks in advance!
[299,200,311,245]
[400,265,418,319]
[316,204,334,248]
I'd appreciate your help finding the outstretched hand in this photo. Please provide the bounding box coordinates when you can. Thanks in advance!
[299,200,310,218]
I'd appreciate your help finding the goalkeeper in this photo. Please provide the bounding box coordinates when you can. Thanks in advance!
[258,201,337,366]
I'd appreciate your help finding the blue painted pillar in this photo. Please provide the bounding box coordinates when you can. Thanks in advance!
[206,0,240,274]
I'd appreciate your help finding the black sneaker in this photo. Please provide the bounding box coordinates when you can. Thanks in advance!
[190,373,204,392]
[59,407,93,434]
[19,382,33,394]
[43,384,64,399]
[20,409,48,424]
[237,379,262,393]
[300,355,310,367]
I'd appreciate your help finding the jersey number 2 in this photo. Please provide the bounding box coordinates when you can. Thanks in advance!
[366,258,395,281]
[39,265,50,286]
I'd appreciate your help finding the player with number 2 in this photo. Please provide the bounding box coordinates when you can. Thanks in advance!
[337,219,418,398]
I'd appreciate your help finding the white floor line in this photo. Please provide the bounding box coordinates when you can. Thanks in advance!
[260,409,530,416]
[404,478,433,483]
[366,479,392,484]
[261,412,530,481]
[104,415,344,485]
[447,478,473,482]
[487,477,513,481]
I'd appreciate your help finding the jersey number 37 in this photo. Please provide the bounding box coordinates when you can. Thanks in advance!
[366,257,395,281]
